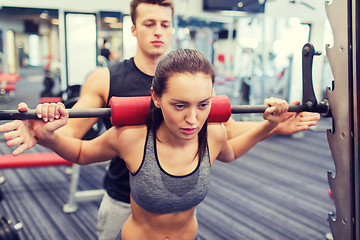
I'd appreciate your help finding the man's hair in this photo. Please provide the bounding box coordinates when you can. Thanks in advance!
[130,0,174,25]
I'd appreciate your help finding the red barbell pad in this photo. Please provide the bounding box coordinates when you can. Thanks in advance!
[208,95,231,122]
[110,96,151,126]
[109,95,231,126]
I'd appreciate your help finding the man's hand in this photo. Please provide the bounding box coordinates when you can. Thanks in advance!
[0,103,37,155]
[274,100,321,135]
[0,102,69,156]
[223,100,321,141]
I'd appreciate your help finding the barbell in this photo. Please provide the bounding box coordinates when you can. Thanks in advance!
[0,95,330,126]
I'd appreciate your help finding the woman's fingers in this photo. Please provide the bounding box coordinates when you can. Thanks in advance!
[36,102,65,122]
[264,97,289,115]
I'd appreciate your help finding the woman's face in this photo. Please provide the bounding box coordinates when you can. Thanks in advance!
[152,72,213,141]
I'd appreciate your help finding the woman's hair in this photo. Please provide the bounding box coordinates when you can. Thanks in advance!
[146,49,215,161]
[130,0,174,25]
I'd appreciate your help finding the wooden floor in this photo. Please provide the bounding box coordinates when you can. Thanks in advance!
[0,67,335,239]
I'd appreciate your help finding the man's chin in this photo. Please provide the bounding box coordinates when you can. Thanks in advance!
[148,48,168,57]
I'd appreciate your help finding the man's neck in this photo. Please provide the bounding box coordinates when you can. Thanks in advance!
[134,52,163,76]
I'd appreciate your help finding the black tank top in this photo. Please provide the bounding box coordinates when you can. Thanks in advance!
[103,58,153,203]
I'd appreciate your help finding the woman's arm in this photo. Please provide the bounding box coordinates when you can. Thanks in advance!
[34,104,120,165]
[216,97,289,163]
[217,121,277,162]
[39,125,119,165]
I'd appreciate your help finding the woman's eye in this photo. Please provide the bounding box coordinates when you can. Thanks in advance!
[199,103,209,109]
[175,104,185,109]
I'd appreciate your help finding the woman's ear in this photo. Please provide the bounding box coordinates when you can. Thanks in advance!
[150,88,161,108]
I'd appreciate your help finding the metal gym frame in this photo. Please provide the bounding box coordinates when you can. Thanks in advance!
[326,0,359,239]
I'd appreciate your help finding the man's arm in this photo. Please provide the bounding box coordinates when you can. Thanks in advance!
[56,67,110,138]
[0,67,111,155]
[224,101,321,141]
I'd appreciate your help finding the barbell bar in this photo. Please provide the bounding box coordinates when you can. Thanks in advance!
[0,95,330,126]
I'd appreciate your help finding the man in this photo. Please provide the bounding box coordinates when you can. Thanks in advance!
[4,0,320,239]
[99,39,112,66]
[66,1,174,239]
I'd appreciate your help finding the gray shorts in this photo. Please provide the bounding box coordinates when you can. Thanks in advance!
[96,192,131,240]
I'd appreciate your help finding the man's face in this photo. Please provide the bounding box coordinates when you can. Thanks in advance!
[131,3,173,58]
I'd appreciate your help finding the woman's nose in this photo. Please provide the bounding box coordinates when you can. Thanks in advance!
[185,108,197,124]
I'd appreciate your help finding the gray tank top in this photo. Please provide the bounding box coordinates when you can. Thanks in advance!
[129,129,211,214]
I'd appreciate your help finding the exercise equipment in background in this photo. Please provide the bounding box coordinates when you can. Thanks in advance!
[0,177,22,240]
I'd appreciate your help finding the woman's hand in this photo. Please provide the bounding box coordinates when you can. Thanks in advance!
[263,97,289,125]
[33,102,68,141]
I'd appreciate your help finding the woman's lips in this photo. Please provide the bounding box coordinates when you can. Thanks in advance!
[181,128,197,135]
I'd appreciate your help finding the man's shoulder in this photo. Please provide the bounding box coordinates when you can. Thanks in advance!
[109,58,152,84]
[109,58,136,75]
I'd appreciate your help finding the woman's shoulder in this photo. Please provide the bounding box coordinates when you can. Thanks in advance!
[207,123,228,163]
[107,125,148,168]
[207,123,227,143]
[108,125,148,156]
[115,125,148,141]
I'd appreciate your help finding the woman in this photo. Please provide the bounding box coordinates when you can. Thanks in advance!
[0,49,289,239]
